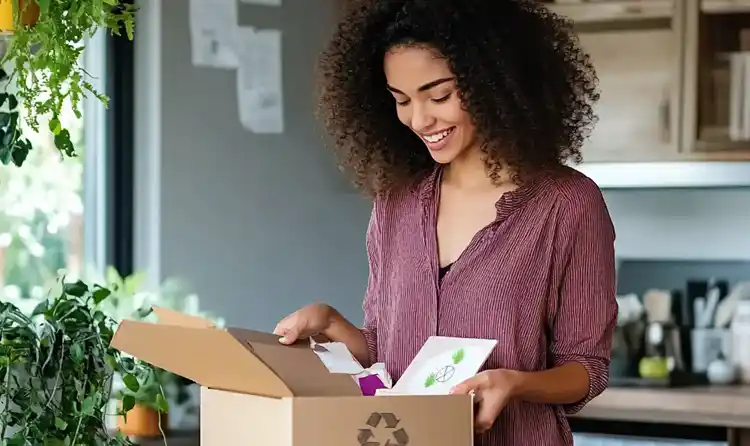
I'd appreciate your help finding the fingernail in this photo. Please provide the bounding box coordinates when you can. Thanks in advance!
[279,337,287,343]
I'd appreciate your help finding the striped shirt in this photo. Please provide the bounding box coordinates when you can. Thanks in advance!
[360,166,618,446]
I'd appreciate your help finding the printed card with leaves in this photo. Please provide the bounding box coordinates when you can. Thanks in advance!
[390,336,498,395]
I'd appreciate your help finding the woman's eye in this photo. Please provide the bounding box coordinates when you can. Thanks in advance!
[396,99,411,106]
[431,93,451,103]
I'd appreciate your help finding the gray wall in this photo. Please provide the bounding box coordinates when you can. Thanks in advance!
[134,0,372,330]
[133,0,750,331]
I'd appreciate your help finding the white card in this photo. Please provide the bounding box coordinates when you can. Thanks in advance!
[391,336,498,395]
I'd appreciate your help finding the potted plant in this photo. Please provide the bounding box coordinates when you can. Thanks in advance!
[0,275,168,445]
[0,0,136,166]
[91,266,224,434]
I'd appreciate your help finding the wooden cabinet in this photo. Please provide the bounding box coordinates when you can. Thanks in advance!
[683,0,750,159]
[544,0,750,163]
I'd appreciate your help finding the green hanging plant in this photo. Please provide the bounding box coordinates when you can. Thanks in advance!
[0,0,137,167]
[0,276,168,446]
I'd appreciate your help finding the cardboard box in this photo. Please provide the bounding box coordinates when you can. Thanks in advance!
[110,307,475,445]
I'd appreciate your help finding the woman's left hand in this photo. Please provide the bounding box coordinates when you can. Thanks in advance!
[449,369,521,434]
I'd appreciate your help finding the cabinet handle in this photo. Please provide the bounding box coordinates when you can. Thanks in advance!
[660,96,671,143]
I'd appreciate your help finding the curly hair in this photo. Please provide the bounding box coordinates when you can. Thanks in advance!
[315,0,599,197]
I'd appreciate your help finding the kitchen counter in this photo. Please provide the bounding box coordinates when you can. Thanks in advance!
[130,386,750,445]
[573,385,750,445]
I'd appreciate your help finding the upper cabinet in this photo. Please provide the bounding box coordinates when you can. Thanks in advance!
[683,0,750,160]
[544,0,750,163]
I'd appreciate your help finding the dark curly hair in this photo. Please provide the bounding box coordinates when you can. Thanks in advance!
[315,0,599,197]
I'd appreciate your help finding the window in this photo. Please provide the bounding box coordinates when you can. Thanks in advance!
[0,28,132,310]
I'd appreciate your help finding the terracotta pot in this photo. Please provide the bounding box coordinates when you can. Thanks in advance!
[0,0,40,33]
[117,404,168,438]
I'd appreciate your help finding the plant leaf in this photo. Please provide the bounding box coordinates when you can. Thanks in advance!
[81,396,95,415]
[92,287,111,304]
[156,393,169,412]
[36,0,50,15]
[122,394,136,412]
[54,417,68,430]
[64,280,89,297]
[123,373,140,392]
[31,299,49,316]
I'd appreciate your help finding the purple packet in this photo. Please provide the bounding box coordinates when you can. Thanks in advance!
[358,374,386,396]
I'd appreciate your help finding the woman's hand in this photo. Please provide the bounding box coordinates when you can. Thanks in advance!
[273,303,336,344]
[449,369,521,434]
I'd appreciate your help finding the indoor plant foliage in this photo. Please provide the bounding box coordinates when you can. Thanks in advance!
[0,0,136,166]
[0,276,168,446]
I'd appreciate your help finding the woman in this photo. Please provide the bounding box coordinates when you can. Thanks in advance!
[274,0,618,444]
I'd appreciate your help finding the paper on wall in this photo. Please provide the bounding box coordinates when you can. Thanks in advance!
[240,0,282,5]
[188,0,239,69]
[235,27,284,134]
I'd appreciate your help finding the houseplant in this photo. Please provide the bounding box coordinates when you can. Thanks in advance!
[0,0,137,166]
[91,266,224,435]
[0,275,168,445]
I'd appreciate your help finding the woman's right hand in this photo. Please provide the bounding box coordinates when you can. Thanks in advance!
[273,303,336,345]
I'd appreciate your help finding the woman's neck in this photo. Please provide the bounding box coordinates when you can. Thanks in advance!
[443,148,512,191]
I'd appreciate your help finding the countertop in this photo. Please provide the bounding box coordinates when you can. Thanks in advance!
[129,386,750,444]
[573,385,750,428]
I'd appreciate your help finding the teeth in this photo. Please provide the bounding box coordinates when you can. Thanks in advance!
[423,129,452,143]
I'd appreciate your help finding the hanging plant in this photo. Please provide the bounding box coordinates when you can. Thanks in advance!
[0,0,136,167]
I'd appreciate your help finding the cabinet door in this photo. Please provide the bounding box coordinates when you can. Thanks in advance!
[549,1,684,162]
[682,0,750,159]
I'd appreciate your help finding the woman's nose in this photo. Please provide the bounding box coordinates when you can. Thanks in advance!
[410,103,436,132]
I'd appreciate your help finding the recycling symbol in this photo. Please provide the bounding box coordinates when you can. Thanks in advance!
[357,412,409,446]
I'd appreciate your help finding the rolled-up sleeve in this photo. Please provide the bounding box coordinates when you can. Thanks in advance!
[551,181,618,415]
[360,198,382,367]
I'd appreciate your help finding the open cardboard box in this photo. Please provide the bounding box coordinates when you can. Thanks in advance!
[110,307,475,445]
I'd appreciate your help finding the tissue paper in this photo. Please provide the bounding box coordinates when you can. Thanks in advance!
[309,339,393,396]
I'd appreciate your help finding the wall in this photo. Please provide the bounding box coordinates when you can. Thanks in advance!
[133,0,750,330]
[134,0,373,330]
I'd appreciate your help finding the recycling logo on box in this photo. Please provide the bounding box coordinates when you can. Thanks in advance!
[357,412,409,446]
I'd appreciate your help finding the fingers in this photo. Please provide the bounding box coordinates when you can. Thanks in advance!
[273,314,299,344]
[473,394,504,434]
[449,372,486,395]
[278,327,300,344]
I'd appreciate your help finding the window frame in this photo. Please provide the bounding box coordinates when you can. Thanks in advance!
[82,19,136,277]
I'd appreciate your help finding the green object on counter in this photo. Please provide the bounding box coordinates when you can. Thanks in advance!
[639,356,670,379]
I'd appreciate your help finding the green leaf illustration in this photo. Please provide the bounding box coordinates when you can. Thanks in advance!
[424,373,437,388]
[452,348,465,364]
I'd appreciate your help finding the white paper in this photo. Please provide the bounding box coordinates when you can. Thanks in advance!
[310,340,364,375]
[240,0,281,5]
[236,27,284,134]
[391,336,498,395]
[188,0,239,69]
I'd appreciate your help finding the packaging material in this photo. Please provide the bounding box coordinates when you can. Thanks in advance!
[110,306,497,445]
[309,339,393,396]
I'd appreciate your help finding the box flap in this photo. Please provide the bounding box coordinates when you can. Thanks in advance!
[110,320,293,398]
[151,306,215,328]
[227,328,362,397]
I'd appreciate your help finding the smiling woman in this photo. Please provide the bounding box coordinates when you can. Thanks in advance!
[277,1,618,446]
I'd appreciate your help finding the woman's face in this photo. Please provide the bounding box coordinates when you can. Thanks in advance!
[384,45,478,164]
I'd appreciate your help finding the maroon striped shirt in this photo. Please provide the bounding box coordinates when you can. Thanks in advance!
[359,166,618,446]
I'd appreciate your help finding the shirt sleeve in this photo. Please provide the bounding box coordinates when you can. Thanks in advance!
[360,197,382,367]
[551,180,618,415]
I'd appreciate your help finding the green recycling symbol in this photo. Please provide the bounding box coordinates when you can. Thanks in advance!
[357,412,409,446]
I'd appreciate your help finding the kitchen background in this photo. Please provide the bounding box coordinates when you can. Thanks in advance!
[129,0,750,445]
